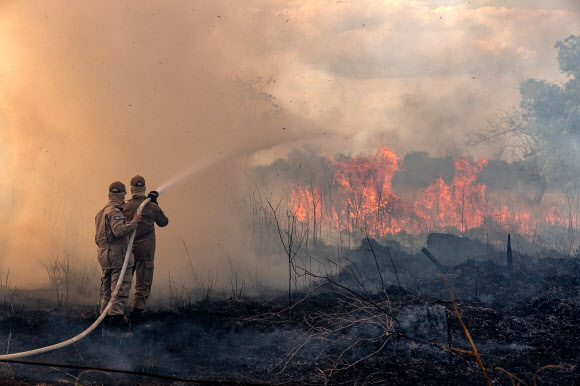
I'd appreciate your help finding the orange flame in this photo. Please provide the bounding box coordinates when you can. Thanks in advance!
[288,147,569,239]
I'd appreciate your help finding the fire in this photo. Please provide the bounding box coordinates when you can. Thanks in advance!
[330,147,402,234]
[288,147,569,239]
[413,158,487,232]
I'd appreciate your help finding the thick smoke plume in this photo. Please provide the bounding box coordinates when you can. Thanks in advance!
[0,1,313,287]
[0,1,577,291]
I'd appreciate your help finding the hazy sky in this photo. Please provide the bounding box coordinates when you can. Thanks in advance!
[0,0,578,288]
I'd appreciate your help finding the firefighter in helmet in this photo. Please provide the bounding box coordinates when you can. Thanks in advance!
[95,181,142,330]
[123,175,169,324]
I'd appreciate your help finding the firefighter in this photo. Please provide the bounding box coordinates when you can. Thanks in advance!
[123,175,169,324]
[95,181,142,331]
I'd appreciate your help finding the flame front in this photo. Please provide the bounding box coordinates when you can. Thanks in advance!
[289,147,568,240]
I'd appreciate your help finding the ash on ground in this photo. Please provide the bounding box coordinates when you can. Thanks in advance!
[0,234,579,385]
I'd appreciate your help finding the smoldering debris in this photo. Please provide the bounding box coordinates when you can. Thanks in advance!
[338,236,580,303]
[426,233,488,265]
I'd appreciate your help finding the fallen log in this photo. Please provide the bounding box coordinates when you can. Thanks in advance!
[421,247,446,272]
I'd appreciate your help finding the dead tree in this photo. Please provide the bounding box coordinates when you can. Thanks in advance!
[507,234,513,272]
[266,198,308,307]
[466,108,539,162]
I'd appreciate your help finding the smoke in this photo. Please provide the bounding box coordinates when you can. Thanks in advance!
[0,0,313,287]
[0,1,577,289]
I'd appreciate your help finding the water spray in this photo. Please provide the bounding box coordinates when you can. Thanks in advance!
[0,142,283,359]
[0,156,241,358]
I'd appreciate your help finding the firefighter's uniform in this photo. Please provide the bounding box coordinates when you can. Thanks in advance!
[123,175,169,316]
[95,181,139,317]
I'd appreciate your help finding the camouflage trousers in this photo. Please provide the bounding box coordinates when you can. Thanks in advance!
[100,267,133,316]
[132,259,154,310]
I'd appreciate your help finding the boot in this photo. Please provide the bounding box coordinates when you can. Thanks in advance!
[130,308,143,325]
[102,314,124,337]
[101,315,112,336]
[109,314,133,337]
[108,314,123,327]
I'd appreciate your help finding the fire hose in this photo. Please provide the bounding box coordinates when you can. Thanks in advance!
[0,152,245,360]
[0,198,152,360]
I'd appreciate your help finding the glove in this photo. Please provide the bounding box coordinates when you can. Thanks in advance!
[147,191,159,204]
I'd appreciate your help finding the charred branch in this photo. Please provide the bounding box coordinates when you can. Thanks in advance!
[421,247,447,273]
[507,233,513,272]
[266,198,309,308]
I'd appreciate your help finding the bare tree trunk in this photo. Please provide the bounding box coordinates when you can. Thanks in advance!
[265,198,308,310]
[507,233,513,272]
[311,180,317,247]
[288,258,292,306]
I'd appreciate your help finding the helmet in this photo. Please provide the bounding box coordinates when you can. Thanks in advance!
[130,175,146,187]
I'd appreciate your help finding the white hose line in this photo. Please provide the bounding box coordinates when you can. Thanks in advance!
[0,198,152,360]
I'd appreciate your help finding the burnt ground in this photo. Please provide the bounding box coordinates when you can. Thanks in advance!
[0,248,579,384]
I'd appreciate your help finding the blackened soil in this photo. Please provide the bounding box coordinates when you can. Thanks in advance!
[0,260,579,384]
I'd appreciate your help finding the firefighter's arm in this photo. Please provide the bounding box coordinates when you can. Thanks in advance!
[109,210,141,237]
[153,205,169,227]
